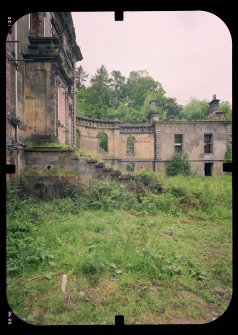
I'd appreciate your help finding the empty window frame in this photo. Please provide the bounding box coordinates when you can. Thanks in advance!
[204,134,213,153]
[174,134,183,153]
[126,163,135,172]
[98,133,108,152]
[126,136,135,155]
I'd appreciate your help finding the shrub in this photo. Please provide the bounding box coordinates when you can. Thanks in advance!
[132,169,161,187]
[64,179,138,211]
[137,191,179,214]
[224,145,232,162]
[167,153,191,176]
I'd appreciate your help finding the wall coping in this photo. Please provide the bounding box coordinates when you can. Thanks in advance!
[76,115,231,127]
[156,120,232,125]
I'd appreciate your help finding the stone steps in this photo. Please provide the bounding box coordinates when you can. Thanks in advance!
[24,148,132,189]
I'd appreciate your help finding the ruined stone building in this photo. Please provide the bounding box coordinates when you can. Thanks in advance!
[76,96,232,176]
[6,13,231,184]
[6,12,82,179]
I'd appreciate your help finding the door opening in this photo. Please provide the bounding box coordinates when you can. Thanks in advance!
[204,162,213,176]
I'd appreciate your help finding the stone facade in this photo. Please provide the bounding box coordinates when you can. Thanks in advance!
[6,14,231,181]
[76,97,232,176]
[6,12,82,180]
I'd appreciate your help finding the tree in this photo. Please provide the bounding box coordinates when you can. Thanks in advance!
[219,101,232,120]
[141,92,167,121]
[75,65,88,89]
[109,70,127,108]
[141,92,182,121]
[126,71,163,108]
[179,98,209,120]
[158,96,182,120]
[75,66,192,123]
[167,153,191,176]
[87,65,113,117]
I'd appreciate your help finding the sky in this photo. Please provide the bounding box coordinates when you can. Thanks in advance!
[72,11,232,106]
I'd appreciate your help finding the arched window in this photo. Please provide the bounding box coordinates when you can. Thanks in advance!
[99,133,108,152]
[126,136,135,155]
[76,129,80,148]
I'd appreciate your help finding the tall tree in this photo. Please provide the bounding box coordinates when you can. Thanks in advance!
[109,70,127,108]
[75,65,89,89]
[87,65,113,116]
[126,71,164,108]
[179,98,209,120]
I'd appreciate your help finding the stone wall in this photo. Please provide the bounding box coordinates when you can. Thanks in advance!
[76,116,155,173]
[6,12,82,181]
[76,115,231,176]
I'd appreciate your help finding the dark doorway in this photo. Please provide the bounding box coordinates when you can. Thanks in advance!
[204,162,213,176]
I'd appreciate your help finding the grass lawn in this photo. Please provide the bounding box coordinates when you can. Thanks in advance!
[6,175,232,325]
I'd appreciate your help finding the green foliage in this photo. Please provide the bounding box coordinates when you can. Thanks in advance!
[76,65,182,123]
[7,186,55,276]
[76,65,231,124]
[179,98,209,120]
[167,153,191,176]
[6,176,232,324]
[126,70,161,108]
[63,180,137,211]
[24,166,80,177]
[132,169,161,186]
[98,133,108,152]
[224,145,232,162]
[75,65,89,89]
[219,101,232,120]
[24,140,69,148]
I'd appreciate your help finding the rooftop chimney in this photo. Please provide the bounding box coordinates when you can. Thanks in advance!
[208,94,224,120]
[209,94,220,114]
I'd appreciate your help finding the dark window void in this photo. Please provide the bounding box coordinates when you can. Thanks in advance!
[126,163,135,172]
[99,133,108,152]
[127,136,135,155]
[76,129,80,148]
[175,134,183,153]
[204,134,213,153]
[204,162,213,176]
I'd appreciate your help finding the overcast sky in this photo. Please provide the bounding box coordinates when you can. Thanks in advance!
[72,11,232,106]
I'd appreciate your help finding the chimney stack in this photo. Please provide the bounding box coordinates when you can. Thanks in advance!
[208,94,224,120]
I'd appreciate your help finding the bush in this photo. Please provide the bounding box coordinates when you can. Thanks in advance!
[64,179,138,211]
[224,146,232,162]
[128,169,164,198]
[132,169,161,186]
[136,192,179,214]
[167,153,191,176]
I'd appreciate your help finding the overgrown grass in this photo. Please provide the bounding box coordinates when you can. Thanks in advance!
[6,174,232,325]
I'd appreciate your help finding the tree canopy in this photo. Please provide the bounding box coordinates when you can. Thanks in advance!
[76,65,232,123]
